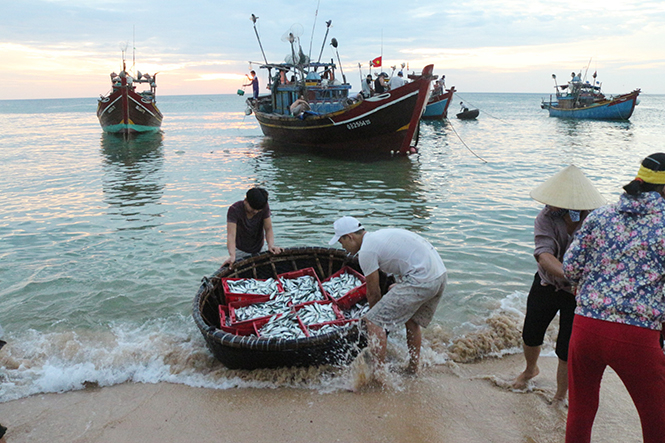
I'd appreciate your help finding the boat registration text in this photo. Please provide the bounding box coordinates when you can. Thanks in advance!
[347,119,371,130]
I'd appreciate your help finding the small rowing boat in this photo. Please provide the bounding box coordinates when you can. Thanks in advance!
[192,247,392,369]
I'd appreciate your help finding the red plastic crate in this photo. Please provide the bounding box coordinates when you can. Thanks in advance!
[218,305,273,335]
[228,298,292,328]
[277,267,329,302]
[335,284,367,310]
[254,313,309,338]
[321,266,367,310]
[294,300,344,326]
[306,318,361,336]
[221,277,284,303]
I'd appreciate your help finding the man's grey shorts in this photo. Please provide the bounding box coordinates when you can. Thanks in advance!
[365,272,448,330]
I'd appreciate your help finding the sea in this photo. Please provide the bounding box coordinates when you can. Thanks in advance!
[1,92,663,402]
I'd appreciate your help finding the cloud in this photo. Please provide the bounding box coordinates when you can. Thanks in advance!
[1,0,664,98]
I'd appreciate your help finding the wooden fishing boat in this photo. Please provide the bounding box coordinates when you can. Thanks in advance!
[244,18,433,155]
[97,56,163,133]
[456,108,479,120]
[192,247,392,370]
[541,72,639,120]
[422,83,455,119]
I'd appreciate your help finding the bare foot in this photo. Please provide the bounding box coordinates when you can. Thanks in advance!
[512,367,539,390]
[551,396,568,410]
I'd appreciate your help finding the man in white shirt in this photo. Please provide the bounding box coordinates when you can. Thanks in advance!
[329,216,447,374]
[388,71,406,90]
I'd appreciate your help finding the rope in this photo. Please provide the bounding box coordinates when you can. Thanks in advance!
[447,119,488,163]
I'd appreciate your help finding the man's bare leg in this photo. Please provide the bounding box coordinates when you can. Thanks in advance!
[405,319,421,374]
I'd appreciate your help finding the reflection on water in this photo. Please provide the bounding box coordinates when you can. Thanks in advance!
[100,132,165,228]
[254,138,437,242]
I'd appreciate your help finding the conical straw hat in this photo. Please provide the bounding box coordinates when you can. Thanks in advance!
[530,165,606,210]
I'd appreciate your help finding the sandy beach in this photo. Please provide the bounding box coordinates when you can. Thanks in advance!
[0,354,642,443]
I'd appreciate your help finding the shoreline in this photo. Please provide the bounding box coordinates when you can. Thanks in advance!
[0,354,642,443]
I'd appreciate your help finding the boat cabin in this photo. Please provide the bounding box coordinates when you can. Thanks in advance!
[257,61,352,116]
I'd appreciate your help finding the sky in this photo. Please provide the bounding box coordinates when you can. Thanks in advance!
[1,0,664,100]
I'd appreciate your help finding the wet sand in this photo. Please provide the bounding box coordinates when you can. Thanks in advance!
[0,354,642,443]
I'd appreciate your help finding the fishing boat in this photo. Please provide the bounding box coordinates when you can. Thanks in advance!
[245,17,434,156]
[422,81,455,119]
[97,56,163,134]
[541,72,640,120]
[456,108,479,120]
[192,247,392,370]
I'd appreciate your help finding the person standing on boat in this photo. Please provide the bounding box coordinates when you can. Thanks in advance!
[563,153,665,443]
[222,187,282,268]
[243,71,259,100]
[388,71,405,90]
[374,73,387,94]
[361,74,373,98]
[329,216,447,374]
[512,165,605,404]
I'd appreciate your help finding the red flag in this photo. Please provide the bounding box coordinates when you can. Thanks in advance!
[370,56,382,68]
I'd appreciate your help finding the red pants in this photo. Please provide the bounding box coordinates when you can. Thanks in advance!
[566,315,665,443]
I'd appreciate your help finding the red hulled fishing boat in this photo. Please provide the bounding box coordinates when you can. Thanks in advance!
[245,17,433,156]
[97,56,163,134]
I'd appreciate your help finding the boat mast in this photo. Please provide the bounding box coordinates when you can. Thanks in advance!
[316,20,332,66]
[330,38,346,84]
[250,14,269,65]
[308,0,321,62]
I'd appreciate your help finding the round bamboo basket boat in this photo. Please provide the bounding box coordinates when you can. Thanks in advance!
[192,247,390,369]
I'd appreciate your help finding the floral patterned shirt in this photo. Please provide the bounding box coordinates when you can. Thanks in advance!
[563,192,665,330]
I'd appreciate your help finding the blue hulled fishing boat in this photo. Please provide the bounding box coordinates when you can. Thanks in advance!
[541,71,639,120]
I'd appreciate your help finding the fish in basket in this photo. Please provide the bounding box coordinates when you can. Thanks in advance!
[192,247,392,369]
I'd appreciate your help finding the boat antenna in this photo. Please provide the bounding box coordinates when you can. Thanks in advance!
[552,73,558,89]
[308,0,321,62]
[132,25,136,72]
[316,20,332,65]
[250,14,268,65]
[330,38,346,84]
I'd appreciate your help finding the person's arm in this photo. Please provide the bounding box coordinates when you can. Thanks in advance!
[536,252,565,280]
[222,222,237,267]
[263,217,282,254]
[365,270,381,308]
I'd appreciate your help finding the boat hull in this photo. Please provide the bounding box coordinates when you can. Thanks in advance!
[543,90,639,120]
[192,247,394,370]
[456,109,479,120]
[251,65,434,155]
[422,86,455,119]
[97,87,163,134]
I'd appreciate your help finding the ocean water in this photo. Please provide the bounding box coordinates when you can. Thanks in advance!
[1,92,663,401]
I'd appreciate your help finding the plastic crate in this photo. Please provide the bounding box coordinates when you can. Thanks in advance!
[228,298,292,327]
[278,267,329,303]
[335,284,367,311]
[321,266,367,310]
[294,300,344,326]
[254,313,309,338]
[306,318,360,336]
[218,305,273,335]
[221,277,284,303]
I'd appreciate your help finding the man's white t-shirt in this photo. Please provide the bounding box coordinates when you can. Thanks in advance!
[358,229,446,283]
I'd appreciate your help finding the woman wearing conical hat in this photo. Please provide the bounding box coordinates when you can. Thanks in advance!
[513,165,606,404]
[563,153,665,442]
